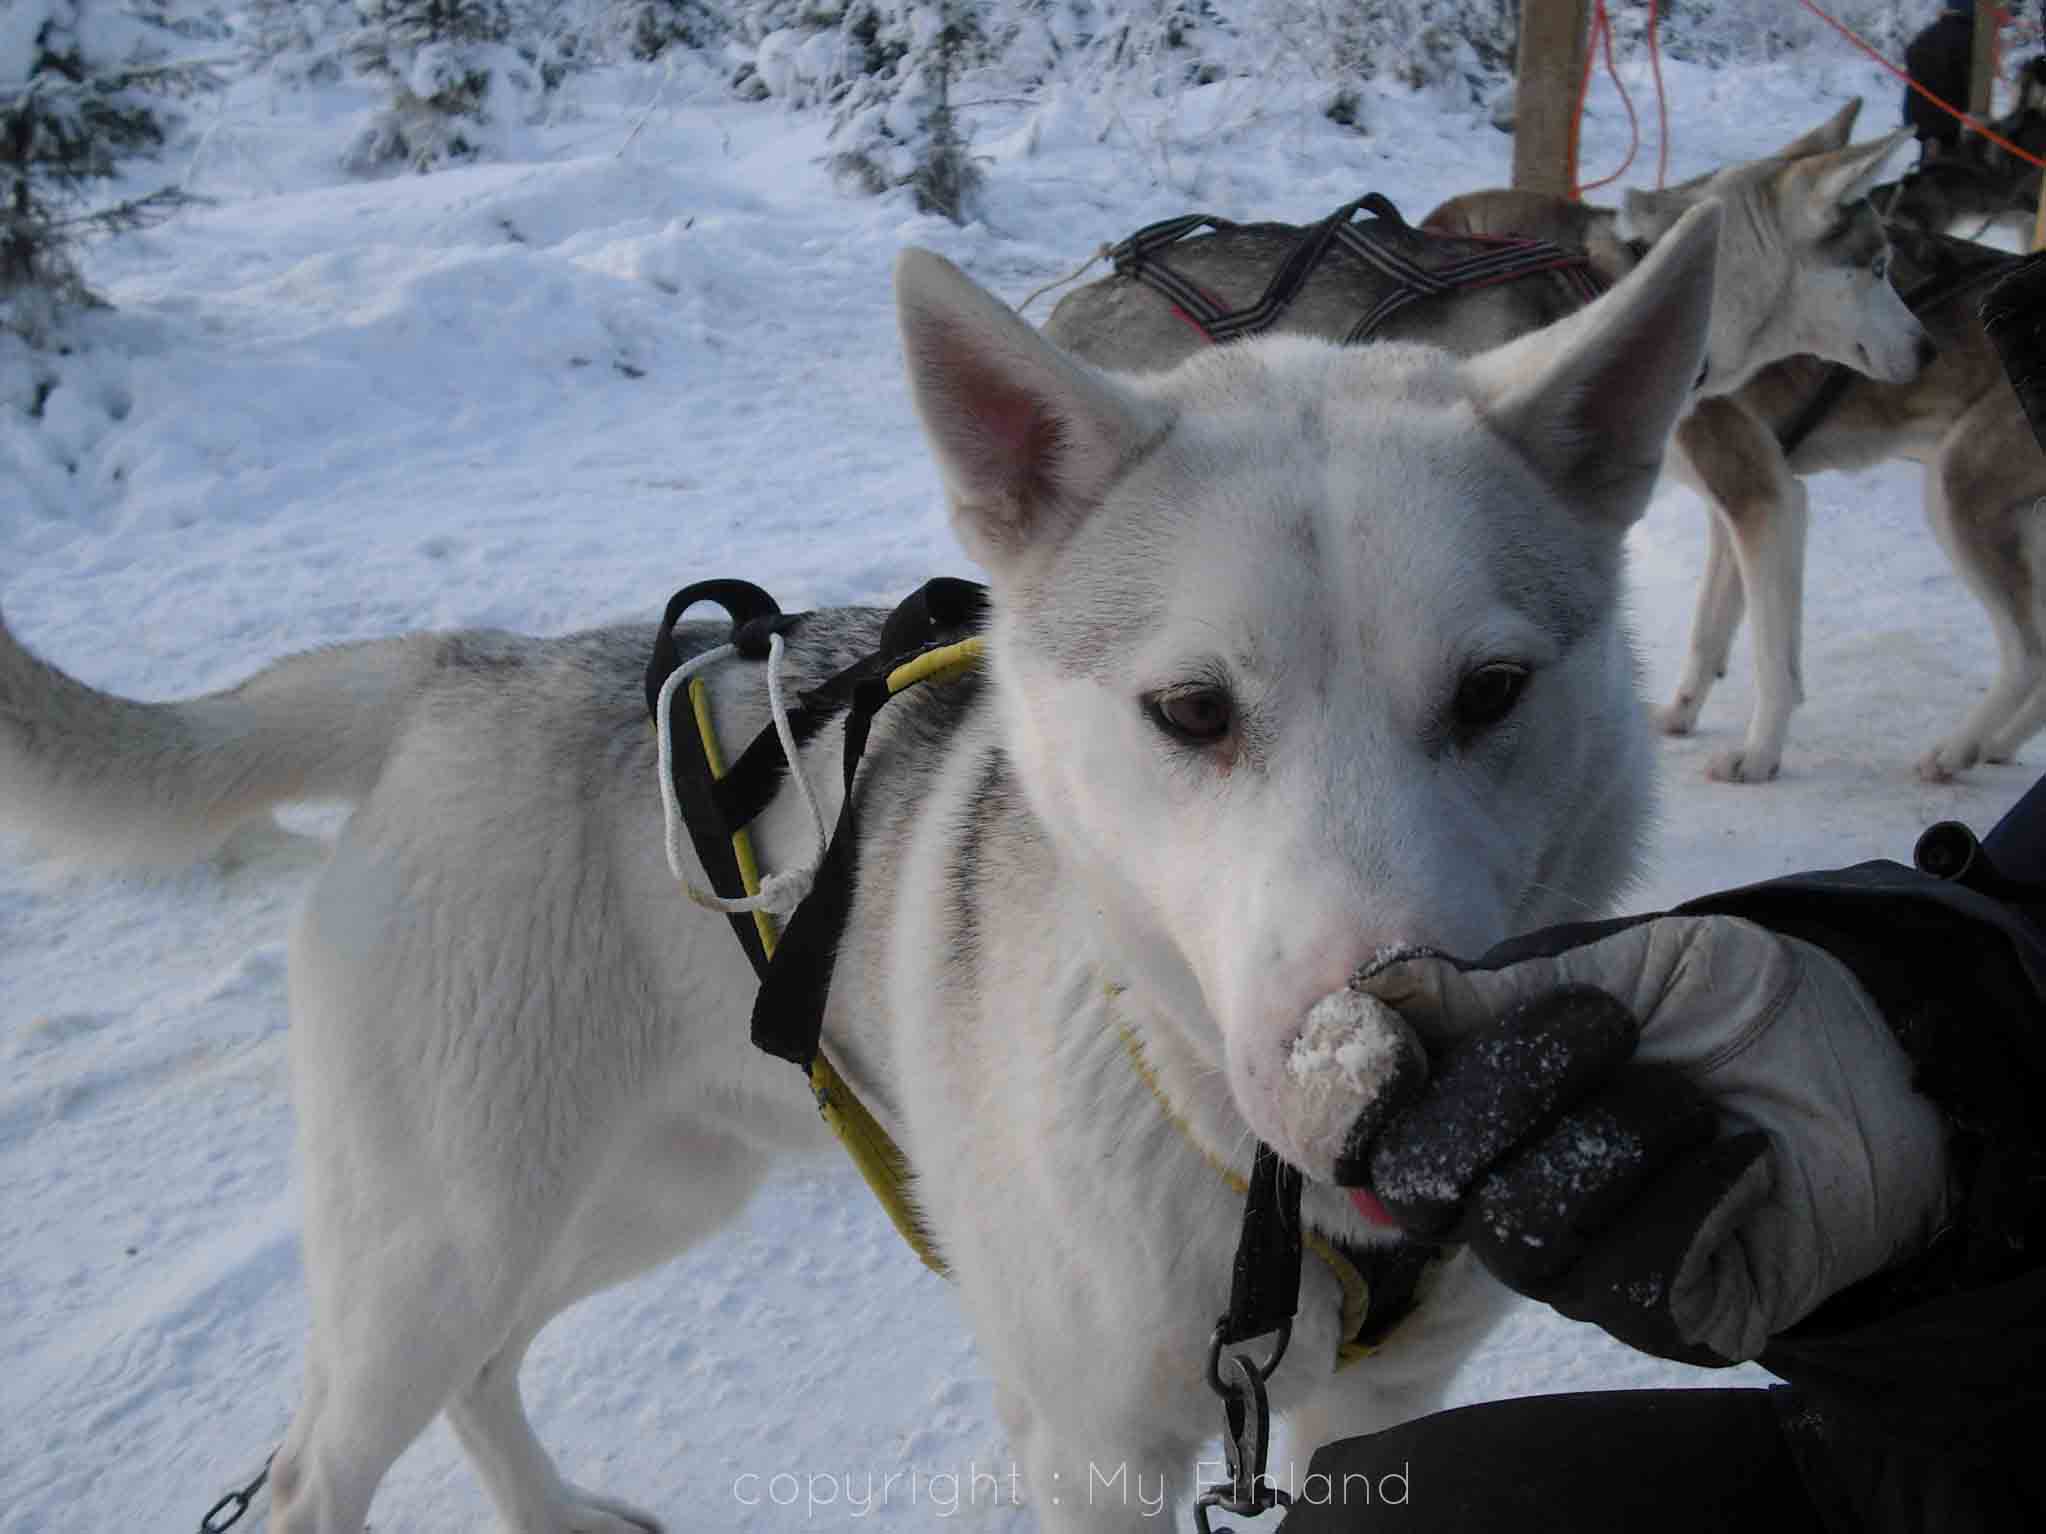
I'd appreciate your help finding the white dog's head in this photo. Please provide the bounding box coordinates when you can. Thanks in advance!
[895,204,1719,1182]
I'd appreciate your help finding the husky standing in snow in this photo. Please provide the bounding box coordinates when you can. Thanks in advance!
[0,205,1722,1532]
[1430,103,2046,784]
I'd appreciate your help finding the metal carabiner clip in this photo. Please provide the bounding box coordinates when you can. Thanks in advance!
[1193,1324,1293,1533]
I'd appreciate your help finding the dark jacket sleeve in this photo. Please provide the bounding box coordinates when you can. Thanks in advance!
[1669,826,2045,1520]
[1904,14,1976,143]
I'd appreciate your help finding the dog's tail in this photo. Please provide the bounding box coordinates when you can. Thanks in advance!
[0,607,440,867]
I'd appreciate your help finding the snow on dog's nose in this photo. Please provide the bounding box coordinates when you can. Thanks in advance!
[1255,985,1428,1194]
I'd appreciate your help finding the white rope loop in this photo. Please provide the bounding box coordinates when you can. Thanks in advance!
[654,632,831,919]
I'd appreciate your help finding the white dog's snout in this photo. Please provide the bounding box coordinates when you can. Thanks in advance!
[1861,324,1930,385]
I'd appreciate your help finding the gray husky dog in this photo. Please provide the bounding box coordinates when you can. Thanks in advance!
[1433,113,2044,783]
[1044,102,1925,405]
[0,208,1720,1532]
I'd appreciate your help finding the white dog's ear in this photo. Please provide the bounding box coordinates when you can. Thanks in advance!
[1771,97,1862,160]
[895,248,1166,574]
[1791,128,1913,219]
[1462,200,1720,530]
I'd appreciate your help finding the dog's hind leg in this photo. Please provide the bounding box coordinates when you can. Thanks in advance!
[1717,482,1810,782]
[1920,402,2046,779]
[445,1122,766,1534]
[1671,403,1810,783]
[1656,506,1747,736]
[269,1226,526,1534]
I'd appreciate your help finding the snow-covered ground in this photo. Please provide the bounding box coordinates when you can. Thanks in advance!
[2,43,2035,1532]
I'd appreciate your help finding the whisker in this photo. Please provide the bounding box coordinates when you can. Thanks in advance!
[1524,880,1602,917]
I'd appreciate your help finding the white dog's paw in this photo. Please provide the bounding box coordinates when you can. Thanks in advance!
[1654,694,1703,736]
[1916,740,1980,784]
[1705,747,1780,784]
[558,1487,662,1534]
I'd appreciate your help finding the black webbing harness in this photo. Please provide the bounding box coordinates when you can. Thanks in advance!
[645,578,1442,1529]
[1777,233,2021,456]
[646,575,991,1272]
[1108,191,1608,349]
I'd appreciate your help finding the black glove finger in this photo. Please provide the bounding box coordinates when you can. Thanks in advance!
[1542,1130,1773,1368]
[1364,986,1639,1238]
[1469,1066,1718,1293]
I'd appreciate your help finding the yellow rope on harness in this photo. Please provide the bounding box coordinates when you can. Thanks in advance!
[688,641,990,1280]
[1116,1020,1380,1371]
[688,678,776,961]
[886,635,985,693]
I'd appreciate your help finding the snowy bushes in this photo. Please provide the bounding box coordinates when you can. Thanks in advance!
[239,0,360,84]
[0,0,215,341]
[725,0,1538,221]
[343,0,539,172]
[613,0,727,60]
[0,0,1963,281]
[1654,0,1912,65]
[825,3,986,218]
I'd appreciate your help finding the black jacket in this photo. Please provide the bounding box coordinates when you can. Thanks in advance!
[1284,787,2045,1534]
[1904,9,1977,147]
[1675,787,2046,1529]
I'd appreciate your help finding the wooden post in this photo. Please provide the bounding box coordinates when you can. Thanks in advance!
[1970,2,2000,122]
[1512,0,1593,198]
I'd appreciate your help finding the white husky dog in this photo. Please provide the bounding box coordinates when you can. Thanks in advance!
[0,205,1721,1532]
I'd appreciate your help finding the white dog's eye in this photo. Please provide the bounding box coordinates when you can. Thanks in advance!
[1147,686,1234,745]
[1452,664,1529,735]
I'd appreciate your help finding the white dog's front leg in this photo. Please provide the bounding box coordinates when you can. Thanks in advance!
[1275,1250,1513,1497]
[996,1383,1203,1534]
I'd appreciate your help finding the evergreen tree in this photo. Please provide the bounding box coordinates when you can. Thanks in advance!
[614,0,724,61]
[345,0,533,173]
[827,1,987,222]
[239,0,361,85]
[0,0,211,340]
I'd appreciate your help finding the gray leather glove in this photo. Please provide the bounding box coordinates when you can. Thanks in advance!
[1348,916,1952,1366]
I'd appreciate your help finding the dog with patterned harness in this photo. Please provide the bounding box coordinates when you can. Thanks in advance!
[1045,102,1925,408]
[1432,116,2045,782]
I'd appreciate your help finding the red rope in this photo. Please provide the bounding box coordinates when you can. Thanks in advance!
[1796,0,2046,171]
[1571,0,1670,199]
[1577,0,1643,196]
[1647,0,1669,187]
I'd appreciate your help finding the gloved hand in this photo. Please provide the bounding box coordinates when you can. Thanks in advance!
[1345,916,1952,1366]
